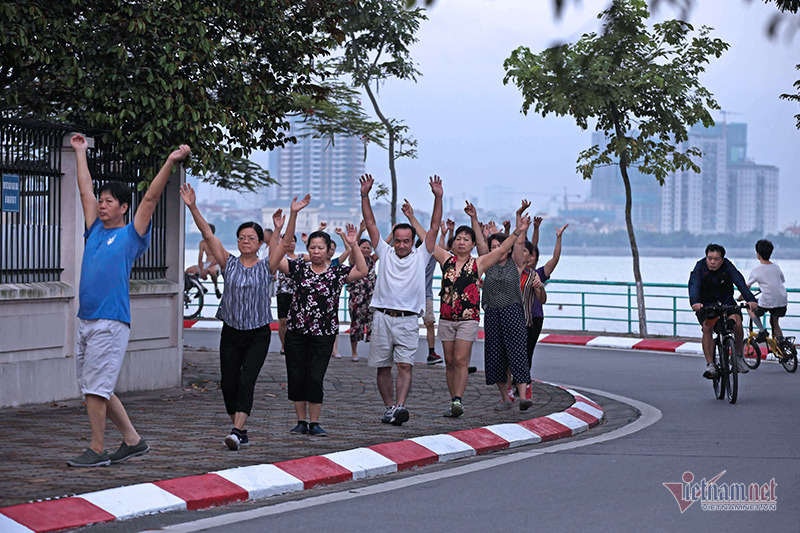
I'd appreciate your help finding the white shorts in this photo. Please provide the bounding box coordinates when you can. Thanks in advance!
[424,298,435,325]
[368,312,419,368]
[76,319,130,399]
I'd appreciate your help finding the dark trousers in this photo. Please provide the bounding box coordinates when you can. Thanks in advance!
[219,324,271,415]
[284,330,335,404]
[526,317,544,369]
[484,304,530,385]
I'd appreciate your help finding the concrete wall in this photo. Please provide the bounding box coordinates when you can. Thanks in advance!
[0,134,184,407]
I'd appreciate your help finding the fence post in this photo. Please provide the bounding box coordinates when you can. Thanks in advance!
[627,285,632,334]
[673,296,678,337]
[581,292,586,331]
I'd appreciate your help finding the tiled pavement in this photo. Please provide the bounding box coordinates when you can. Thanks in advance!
[0,347,575,508]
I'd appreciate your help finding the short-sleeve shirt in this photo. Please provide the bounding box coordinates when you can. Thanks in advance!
[370,239,432,315]
[78,219,151,325]
[747,263,787,308]
[482,260,523,310]
[287,257,352,336]
[216,255,273,330]
[439,256,481,321]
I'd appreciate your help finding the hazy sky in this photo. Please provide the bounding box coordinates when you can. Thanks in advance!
[246,0,799,228]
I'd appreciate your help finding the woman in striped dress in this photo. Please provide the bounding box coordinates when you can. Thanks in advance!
[180,184,273,451]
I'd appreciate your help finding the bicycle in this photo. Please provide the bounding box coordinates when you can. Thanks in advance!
[183,272,205,319]
[742,316,797,373]
[700,302,748,404]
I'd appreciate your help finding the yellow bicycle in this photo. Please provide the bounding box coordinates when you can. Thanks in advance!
[742,319,797,373]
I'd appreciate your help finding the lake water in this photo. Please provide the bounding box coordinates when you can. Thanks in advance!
[184,249,800,338]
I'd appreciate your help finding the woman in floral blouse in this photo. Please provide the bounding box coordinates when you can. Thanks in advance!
[347,237,377,361]
[269,195,368,436]
[430,201,529,418]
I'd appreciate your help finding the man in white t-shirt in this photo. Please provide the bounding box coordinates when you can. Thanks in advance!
[360,173,443,426]
[747,239,788,341]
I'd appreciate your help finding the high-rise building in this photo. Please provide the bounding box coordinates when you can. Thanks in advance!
[660,123,779,235]
[268,116,365,209]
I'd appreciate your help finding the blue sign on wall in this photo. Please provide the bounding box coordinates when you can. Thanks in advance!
[2,174,20,213]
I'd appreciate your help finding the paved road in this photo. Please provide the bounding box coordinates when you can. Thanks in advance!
[132,338,799,532]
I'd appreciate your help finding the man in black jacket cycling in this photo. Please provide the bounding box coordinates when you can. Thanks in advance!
[689,243,758,378]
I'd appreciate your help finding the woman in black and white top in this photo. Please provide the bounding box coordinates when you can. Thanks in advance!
[180,183,273,451]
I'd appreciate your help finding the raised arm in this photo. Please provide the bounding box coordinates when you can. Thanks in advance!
[360,174,381,246]
[531,216,543,247]
[438,219,450,249]
[476,215,530,276]
[135,144,190,236]
[425,175,443,253]
[543,224,568,278]
[532,271,547,305]
[344,223,368,282]
[268,209,290,274]
[401,199,427,241]
[180,184,230,270]
[334,227,352,264]
[515,199,531,228]
[69,134,98,228]
[464,201,489,256]
[511,213,529,271]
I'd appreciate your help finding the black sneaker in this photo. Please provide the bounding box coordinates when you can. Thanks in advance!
[290,421,309,434]
[427,353,443,365]
[755,329,769,343]
[390,405,409,426]
[467,366,477,374]
[308,422,327,436]
[109,439,150,464]
[67,448,111,467]
[381,406,394,424]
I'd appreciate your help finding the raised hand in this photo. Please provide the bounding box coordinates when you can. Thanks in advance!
[447,218,455,232]
[429,175,443,197]
[401,199,414,219]
[517,199,531,215]
[359,219,366,233]
[556,223,569,238]
[70,134,88,153]
[440,222,448,235]
[318,222,328,231]
[301,232,308,242]
[344,223,358,245]
[334,226,345,236]
[482,224,491,239]
[272,208,285,230]
[532,272,543,289]
[502,220,511,234]
[360,174,374,196]
[168,144,191,163]
[533,216,543,229]
[517,215,531,233]
[179,183,196,207]
[291,194,311,213]
[487,221,498,234]
[464,200,477,219]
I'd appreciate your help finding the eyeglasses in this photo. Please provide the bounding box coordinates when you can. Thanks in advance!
[237,236,260,242]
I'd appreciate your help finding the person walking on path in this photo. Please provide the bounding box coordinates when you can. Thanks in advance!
[360,174,443,426]
[269,197,368,436]
[475,204,534,412]
[67,134,189,467]
[181,184,273,451]
[430,201,524,418]
[347,235,377,362]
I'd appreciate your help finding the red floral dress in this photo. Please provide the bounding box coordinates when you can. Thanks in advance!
[439,256,481,321]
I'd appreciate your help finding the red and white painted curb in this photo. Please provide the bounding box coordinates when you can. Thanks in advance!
[0,385,603,532]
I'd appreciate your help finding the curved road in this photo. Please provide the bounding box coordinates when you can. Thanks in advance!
[125,341,798,531]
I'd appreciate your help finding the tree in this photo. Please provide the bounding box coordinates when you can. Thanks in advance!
[0,0,376,190]
[503,0,729,336]
[333,0,427,225]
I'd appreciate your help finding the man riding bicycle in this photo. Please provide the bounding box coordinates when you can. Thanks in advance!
[689,244,758,379]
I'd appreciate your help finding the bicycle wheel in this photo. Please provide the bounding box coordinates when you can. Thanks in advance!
[183,279,204,319]
[779,340,798,373]
[742,337,761,369]
[723,336,738,404]
[713,341,725,400]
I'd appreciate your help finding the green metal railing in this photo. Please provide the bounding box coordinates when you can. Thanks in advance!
[187,276,799,338]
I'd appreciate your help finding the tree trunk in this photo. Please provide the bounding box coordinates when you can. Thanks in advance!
[618,157,648,337]
[362,82,398,227]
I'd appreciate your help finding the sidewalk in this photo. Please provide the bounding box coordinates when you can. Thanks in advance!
[0,346,577,509]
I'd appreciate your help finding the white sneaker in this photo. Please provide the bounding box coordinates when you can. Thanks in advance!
[381,406,394,424]
[703,363,718,379]
[737,356,749,374]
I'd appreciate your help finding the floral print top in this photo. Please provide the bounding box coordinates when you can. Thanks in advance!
[286,257,352,336]
[439,255,481,321]
[346,256,376,306]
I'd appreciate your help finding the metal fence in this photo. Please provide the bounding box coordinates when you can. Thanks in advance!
[86,138,166,280]
[187,275,799,339]
[0,119,64,283]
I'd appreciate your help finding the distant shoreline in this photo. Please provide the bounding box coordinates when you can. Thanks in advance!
[560,246,800,260]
